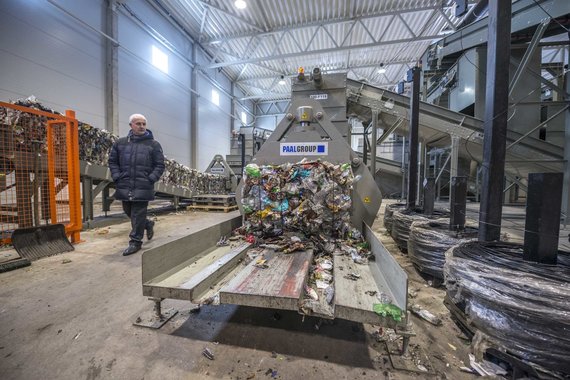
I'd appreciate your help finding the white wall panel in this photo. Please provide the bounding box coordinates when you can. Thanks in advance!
[117,1,192,165]
[196,75,231,171]
[0,0,105,127]
[0,0,243,169]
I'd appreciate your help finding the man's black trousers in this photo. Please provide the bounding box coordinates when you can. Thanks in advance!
[122,201,151,246]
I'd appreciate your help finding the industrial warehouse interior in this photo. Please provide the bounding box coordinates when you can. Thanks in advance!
[1,0,570,379]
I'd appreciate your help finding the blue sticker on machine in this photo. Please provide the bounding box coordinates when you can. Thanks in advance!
[280,142,328,156]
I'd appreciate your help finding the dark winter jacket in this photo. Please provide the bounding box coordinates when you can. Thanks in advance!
[108,129,165,201]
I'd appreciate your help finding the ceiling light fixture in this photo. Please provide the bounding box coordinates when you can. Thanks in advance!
[378,63,386,74]
[234,0,247,9]
[279,75,286,85]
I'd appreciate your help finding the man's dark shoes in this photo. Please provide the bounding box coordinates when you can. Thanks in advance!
[146,220,155,241]
[122,243,141,256]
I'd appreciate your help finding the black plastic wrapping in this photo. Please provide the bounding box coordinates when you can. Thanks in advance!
[407,219,478,280]
[383,203,406,234]
[390,208,449,252]
[444,241,570,375]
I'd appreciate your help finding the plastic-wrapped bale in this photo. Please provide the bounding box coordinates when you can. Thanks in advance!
[159,159,225,195]
[1,101,50,154]
[3,96,226,193]
[391,208,449,253]
[240,161,355,238]
[407,219,478,283]
[444,241,570,376]
[383,203,406,234]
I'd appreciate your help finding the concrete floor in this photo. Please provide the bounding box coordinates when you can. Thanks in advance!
[1,202,567,380]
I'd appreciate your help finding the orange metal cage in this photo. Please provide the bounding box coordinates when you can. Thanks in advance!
[0,101,81,244]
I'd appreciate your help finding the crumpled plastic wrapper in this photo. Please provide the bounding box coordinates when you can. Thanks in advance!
[390,207,449,252]
[444,241,570,375]
[407,218,478,280]
[0,96,225,194]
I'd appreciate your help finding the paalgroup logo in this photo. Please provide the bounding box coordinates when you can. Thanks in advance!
[280,142,328,156]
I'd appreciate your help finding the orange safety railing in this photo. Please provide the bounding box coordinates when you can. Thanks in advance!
[0,101,81,243]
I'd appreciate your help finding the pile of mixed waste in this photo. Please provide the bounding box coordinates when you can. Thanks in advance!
[0,96,225,194]
[234,160,402,321]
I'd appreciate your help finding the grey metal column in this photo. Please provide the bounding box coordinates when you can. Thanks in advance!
[362,128,368,166]
[418,142,426,206]
[370,110,378,180]
[478,0,511,242]
[450,135,460,179]
[450,176,467,231]
[563,71,570,225]
[407,67,421,209]
[190,44,198,169]
[230,82,236,137]
[105,0,118,135]
[508,19,548,98]
[423,177,435,216]
[82,177,94,222]
[401,137,406,201]
[523,173,563,264]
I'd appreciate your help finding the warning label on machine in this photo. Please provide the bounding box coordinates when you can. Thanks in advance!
[280,142,328,156]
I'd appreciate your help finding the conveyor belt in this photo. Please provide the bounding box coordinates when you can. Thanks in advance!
[346,80,565,186]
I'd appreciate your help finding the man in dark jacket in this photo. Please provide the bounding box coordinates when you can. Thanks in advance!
[108,114,165,256]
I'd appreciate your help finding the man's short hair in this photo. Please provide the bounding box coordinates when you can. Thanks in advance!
[129,113,147,124]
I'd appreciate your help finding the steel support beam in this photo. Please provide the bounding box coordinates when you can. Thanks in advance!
[377,118,403,145]
[523,173,563,264]
[435,154,451,185]
[564,72,570,225]
[105,0,119,135]
[450,176,467,231]
[508,19,548,98]
[401,137,406,201]
[478,0,511,242]
[191,45,198,169]
[423,177,435,216]
[82,177,94,222]
[428,0,570,62]
[362,130,369,166]
[407,67,421,209]
[506,105,570,150]
[450,135,460,179]
[370,110,378,180]
[230,82,236,136]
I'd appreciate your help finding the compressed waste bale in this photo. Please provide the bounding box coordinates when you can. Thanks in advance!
[391,208,449,252]
[383,203,406,234]
[445,241,570,376]
[78,122,117,165]
[1,96,226,195]
[240,160,355,238]
[407,219,478,282]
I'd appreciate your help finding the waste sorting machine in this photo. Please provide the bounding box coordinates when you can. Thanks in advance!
[139,70,411,348]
